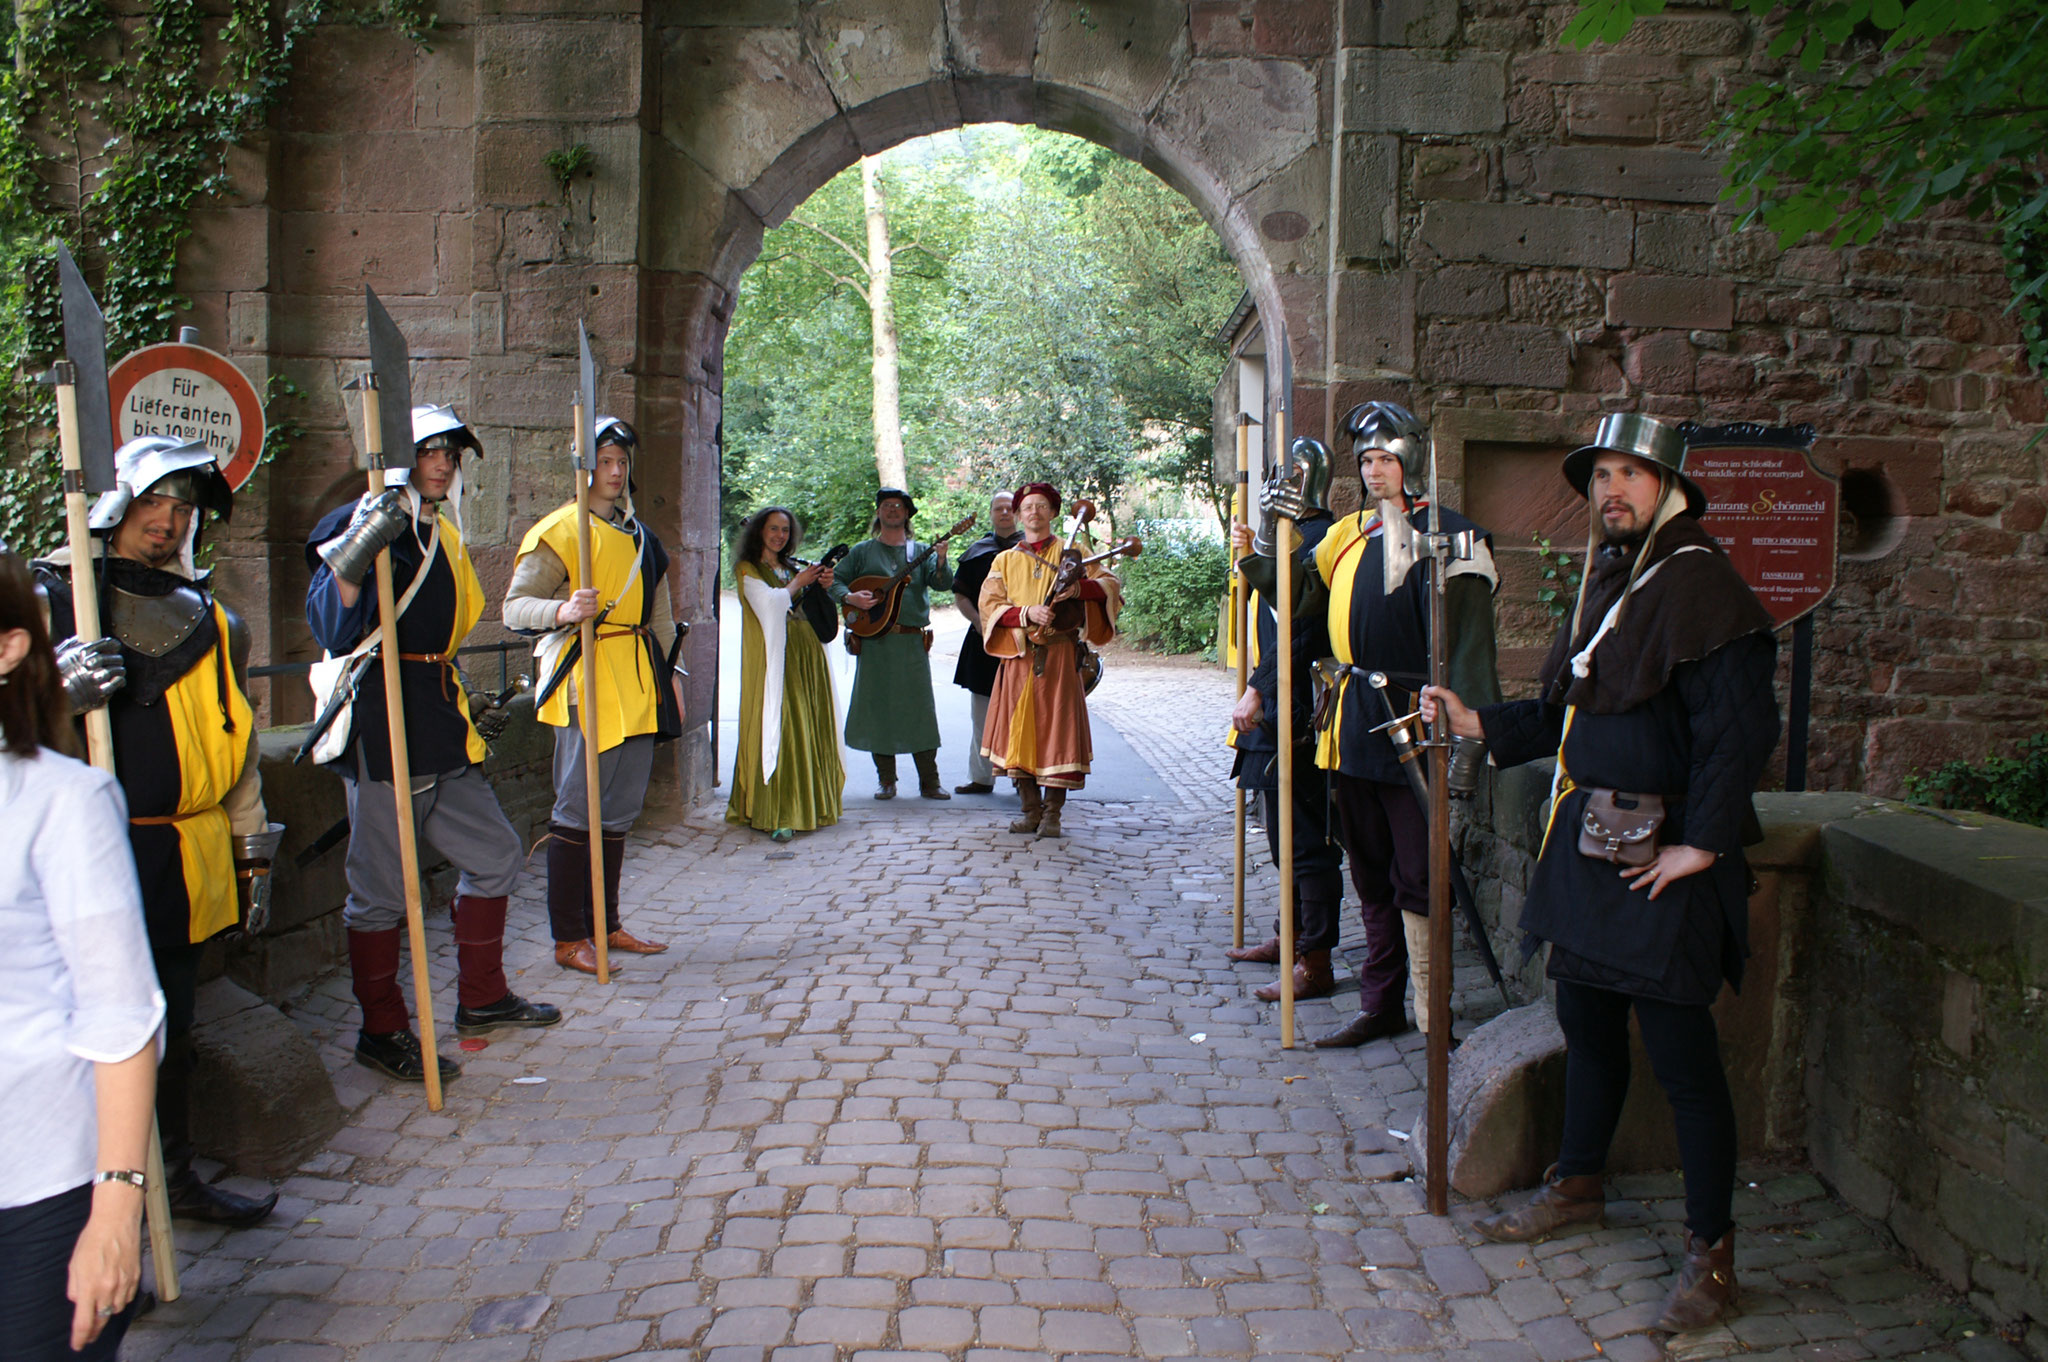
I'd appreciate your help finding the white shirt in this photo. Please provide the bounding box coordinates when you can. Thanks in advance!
[0,747,164,1209]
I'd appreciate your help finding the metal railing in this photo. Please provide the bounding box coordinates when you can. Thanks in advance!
[247,640,528,692]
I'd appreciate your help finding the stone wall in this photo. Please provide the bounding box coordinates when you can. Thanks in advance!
[1464,774,2048,1351]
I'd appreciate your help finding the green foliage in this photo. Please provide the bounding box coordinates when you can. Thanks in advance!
[544,143,594,196]
[1904,732,2048,826]
[0,0,436,555]
[1114,519,1230,656]
[1563,0,2048,377]
[1532,532,1583,625]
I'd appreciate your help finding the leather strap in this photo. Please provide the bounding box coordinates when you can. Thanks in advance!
[131,809,207,826]
[399,651,455,700]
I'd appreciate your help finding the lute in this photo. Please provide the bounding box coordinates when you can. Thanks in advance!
[841,512,976,638]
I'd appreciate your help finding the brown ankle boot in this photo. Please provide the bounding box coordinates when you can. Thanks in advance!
[1254,950,1336,1001]
[1009,778,1043,833]
[1473,1165,1607,1243]
[1657,1231,1737,1332]
[1037,788,1065,838]
[1226,935,1282,964]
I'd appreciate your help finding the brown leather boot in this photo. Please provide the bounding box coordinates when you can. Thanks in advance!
[1254,950,1336,1002]
[555,940,606,975]
[1037,788,1066,838]
[1009,778,1043,833]
[1226,936,1282,964]
[1657,1232,1737,1332]
[1473,1166,1607,1243]
[607,928,668,955]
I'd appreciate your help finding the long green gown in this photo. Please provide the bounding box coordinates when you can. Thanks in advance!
[726,560,845,833]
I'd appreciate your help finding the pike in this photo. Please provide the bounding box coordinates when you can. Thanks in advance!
[1231,414,1251,950]
[573,323,611,985]
[1423,432,1455,1214]
[353,287,444,1111]
[1273,426,1297,1049]
[48,245,181,1300]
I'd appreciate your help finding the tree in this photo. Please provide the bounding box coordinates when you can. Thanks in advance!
[1565,0,2048,375]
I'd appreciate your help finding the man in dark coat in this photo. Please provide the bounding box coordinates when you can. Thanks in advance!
[1423,412,1779,1335]
[949,490,1020,794]
[1225,438,1346,1002]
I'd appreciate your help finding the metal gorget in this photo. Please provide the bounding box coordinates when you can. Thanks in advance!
[109,578,210,656]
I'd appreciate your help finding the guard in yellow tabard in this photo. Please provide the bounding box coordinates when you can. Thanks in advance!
[504,417,683,975]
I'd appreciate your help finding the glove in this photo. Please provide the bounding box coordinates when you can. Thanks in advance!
[316,489,411,586]
[1259,465,1312,525]
[471,700,511,743]
[233,824,285,936]
[55,635,125,713]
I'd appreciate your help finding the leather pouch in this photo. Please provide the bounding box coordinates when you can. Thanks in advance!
[1578,788,1665,867]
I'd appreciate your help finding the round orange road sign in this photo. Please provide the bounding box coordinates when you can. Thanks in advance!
[107,343,267,492]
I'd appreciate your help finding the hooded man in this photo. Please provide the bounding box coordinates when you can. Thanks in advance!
[1302,403,1500,1046]
[306,404,560,1086]
[502,416,680,975]
[37,434,278,1226]
[828,487,954,799]
[1422,412,1779,1334]
[949,490,1022,794]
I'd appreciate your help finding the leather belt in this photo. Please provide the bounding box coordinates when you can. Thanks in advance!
[400,651,455,700]
[131,809,207,826]
[888,625,931,637]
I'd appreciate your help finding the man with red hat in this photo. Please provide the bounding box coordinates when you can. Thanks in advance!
[1423,412,1779,1335]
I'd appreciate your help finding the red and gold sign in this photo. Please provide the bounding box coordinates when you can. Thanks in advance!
[1685,426,1838,627]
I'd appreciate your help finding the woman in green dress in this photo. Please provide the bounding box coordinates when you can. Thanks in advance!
[726,507,845,841]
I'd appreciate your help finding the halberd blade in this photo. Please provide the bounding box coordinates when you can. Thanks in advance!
[57,245,116,493]
[577,320,598,471]
[365,287,415,467]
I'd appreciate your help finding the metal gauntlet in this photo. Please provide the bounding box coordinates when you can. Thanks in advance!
[317,489,411,586]
[471,700,512,742]
[55,635,125,713]
[1447,734,1488,799]
[234,822,287,935]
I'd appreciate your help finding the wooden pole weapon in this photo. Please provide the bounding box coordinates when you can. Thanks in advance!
[572,388,611,984]
[1425,440,1453,1214]
[1275,428,1296,1050]
[1231,415,1250,950]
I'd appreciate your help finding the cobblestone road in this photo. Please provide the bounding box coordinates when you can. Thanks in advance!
[130,656,2022,1362]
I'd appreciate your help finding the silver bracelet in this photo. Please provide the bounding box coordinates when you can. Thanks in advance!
[93,1169,147,1191]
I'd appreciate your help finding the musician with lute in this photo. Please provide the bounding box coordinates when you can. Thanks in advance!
[976,482,1132,839]
[827,487,964,800]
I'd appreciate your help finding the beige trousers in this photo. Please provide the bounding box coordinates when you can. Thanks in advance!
[1402,910,1434,1035]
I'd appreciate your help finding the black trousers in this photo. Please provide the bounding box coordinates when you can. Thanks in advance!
[151,939,204,1173]
[1250,756,1344,953]
[0,1184,132,1361]
[1553,978,1738,1242]
[1329,772,1426,1016]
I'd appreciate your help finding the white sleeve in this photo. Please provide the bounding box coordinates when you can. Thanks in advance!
[36,765,164,1063]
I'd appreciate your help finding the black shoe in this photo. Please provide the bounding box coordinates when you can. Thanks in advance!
[1312,1007,1413,1049]
[355,1029,461,1084]
[954,781,994,794]
[920,785,952,800]
[455,993,563,1036]
[167,1167,278,1228]
[875,783,897,800]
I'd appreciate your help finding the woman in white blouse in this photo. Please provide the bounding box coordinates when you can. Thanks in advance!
[0,546,163,1359]
[724,507,845,841]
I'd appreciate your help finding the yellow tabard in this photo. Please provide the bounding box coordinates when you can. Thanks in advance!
[438,512,491,766]
[165,603,255,942]
[522,505,659,753]
[1310,511,1377,773]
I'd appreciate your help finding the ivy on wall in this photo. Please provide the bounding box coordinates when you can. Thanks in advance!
[0,0,434,555]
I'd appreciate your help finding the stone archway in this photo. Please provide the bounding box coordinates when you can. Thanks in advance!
[639,7,1330,801]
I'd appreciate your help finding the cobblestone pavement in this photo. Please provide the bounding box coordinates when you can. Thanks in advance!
[131,657,2023,1362]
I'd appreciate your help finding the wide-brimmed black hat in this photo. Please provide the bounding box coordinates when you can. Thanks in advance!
[1562,413,1706,517]
[876,486,917,515]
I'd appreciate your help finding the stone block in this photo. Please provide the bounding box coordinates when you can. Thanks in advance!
[1035,0,1188,119]
[1423,321,1568,389]
[1822,805,2044,959]
[270,294,467,360]
[1238,145,1329,276]
[1342,0,1458,47]
[1413,143,1488,201]
[478,20,641,121]
[1415,201,1632,270]
[1155,58,1319,191]
[1415,1002,1569,1199]
[1605,274,1734,331]
[179,208,270,295]
[803,0,947,116]
[660,25,841,212]
[415,31,476,129]
[943,0,1037,74]
[278,212,439,297]
[1252,0,1334,56]
[658,0,798,24]
[346,132,477,214]
[280,26,419,134]
[1336,134,1399,263]
[1623,331,1695,391]
[1567,88,1656,142]
[845,79,965,157]
[1344,50,1507,135]
[1813,435,1942,515]
[1419,266,1505,317]
[1333,269,1416,374]
[1517,146,1726,204]
[1634,212,1713,274]
[189,979,347,1178]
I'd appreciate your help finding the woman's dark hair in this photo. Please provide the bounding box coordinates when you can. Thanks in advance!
[733,506,803,573]
[0,548,77,758]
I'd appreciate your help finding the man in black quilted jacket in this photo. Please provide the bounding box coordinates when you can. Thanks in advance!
[1422,413,1779,1336]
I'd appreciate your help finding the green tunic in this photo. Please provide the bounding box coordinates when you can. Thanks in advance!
[726,561,845,833]
[829,535,954,754]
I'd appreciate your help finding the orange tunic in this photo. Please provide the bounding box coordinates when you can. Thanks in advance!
[977,537,1121,789]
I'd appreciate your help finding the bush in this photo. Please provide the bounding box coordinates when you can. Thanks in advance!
[1904,732,2048,827]
[1115,519,1229,655]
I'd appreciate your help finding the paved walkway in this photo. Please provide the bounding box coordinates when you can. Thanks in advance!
[129,656,2022,1362]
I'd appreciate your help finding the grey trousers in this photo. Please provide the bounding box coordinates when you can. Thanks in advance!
[341,760,522,931]
[966,691,994,785]
[549,714,654,833]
